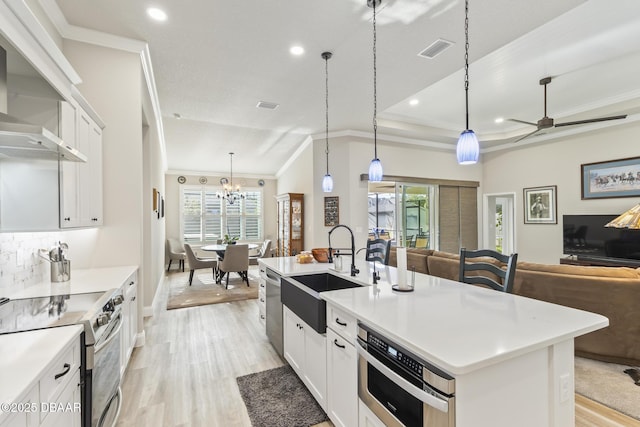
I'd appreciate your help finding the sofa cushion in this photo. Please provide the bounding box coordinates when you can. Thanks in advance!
[427,253,459,281]
[517,261,640,279]
[388,247,432,275]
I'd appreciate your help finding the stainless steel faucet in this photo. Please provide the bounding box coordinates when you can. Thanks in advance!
[328,224,359,277]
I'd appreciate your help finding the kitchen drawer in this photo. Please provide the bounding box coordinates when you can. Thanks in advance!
[327,304,356,344]
[39,336,80,421]
[40,369,81,427]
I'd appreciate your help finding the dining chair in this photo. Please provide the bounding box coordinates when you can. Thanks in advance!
[184,243,218,286]
[249,239,272,265]
[415,234,429,248]
[167,238,186,272]
[459,248,518,293]
[365,238,391,265]
[217,244,250,289]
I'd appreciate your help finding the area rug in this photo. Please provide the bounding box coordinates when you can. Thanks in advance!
[236,365,329,427]
[574,356,640,420]
[166,271,258,310]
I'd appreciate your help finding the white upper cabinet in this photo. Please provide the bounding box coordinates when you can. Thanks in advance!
[59,97,104,228]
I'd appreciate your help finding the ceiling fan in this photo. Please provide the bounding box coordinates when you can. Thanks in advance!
[509,76,627,143]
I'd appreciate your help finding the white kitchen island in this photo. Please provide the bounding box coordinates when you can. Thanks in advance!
[260,257,609,427]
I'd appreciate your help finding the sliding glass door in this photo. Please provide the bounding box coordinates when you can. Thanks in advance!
[368,182,437,248]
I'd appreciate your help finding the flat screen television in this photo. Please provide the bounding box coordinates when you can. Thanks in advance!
[563,214,640,263]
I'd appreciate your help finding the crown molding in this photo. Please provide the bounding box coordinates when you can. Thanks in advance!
[38,0,167,171]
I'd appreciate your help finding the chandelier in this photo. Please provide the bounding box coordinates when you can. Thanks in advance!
[216,152,245,205]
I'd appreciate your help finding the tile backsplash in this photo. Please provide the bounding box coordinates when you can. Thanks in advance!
[0,232,63,296]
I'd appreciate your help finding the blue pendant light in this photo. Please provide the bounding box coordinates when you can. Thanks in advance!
[456,0,479,165]
[368,0,383,182]
[321,51,334,192]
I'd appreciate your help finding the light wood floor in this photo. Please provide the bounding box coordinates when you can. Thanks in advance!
[117,269,637,427]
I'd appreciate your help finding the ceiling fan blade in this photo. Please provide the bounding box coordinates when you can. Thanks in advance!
[555,114,627,127]
[507,118,538,126]
[514,128,541,143]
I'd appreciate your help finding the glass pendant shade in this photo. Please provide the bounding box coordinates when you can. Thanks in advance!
[322,174,334,192]
[456,129,479,165]
[368,157,383,182]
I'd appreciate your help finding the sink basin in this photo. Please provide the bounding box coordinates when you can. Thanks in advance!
[281,273,362,333]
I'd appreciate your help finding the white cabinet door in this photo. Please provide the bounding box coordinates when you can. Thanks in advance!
[304,321,327,410]
[283,306,327,411]
[59,100,81,228]
[60,104,103,228]
[40,370,81,427]
[327,328,357,427]
[283,306,305,373]
[120,273,138,376]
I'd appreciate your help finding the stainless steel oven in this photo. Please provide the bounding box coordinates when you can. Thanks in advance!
[90,310,122,427]
[82,289,124,427]
[357,323,455,427]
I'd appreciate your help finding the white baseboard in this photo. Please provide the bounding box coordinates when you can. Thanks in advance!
[134,330,146,347]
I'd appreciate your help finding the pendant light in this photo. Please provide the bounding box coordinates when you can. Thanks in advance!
[456,0,479,165]
[321,51,334,193]
[216,152,245,205]
[368,0,383,182]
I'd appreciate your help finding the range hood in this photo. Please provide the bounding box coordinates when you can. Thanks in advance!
[0,46,86,162]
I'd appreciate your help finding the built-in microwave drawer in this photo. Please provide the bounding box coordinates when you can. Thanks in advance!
[327,304,356,343]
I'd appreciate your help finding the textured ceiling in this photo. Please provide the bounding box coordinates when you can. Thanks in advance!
[44,0,640,175]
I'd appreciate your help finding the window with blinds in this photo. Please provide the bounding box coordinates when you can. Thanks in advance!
[181,186,263,243]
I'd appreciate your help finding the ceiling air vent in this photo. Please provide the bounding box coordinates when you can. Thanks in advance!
[418,39,454,59]
[256,101,279,110]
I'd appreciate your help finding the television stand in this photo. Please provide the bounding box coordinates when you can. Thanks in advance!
[560,255,640,268]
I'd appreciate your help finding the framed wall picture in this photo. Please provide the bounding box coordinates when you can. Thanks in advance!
[581,156,640,199]
[524,185,557,224]
[152,188,158,212]
[324,196,339,227]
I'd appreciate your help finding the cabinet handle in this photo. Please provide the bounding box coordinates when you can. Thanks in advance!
[64,217,71,221]
[335,318,347,327]
[260,298,265,302]
[129,281,135,286]
[54,363,71,380]
[132,296,136,301]
[260,315,265,319]
[333,339,346,349]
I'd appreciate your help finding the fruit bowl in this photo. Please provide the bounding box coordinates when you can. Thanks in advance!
[311,248,329,263]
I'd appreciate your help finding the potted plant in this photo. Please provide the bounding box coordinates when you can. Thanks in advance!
[223,234,239,245]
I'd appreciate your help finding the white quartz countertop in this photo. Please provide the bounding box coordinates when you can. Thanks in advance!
[0,325,83,423]
[7,265,138,299]
[261,257,609,376]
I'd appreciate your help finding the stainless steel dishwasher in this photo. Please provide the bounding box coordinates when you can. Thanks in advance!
[265,268,284,358]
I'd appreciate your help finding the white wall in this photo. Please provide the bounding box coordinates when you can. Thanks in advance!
[301,134,484,252]
[62,41,150,334]
[164,173,278,256]
[277,140,315,248]
[483,121,640,264]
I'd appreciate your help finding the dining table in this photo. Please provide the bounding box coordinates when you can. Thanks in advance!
[201,243,259,283]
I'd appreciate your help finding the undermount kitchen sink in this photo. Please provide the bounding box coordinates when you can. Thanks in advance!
[281,273,362,333]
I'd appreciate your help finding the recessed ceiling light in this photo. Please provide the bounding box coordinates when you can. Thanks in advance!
[147,7,167,21]
[494,117,504,124]
[409,99,419,106]
[290,45,305,56]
